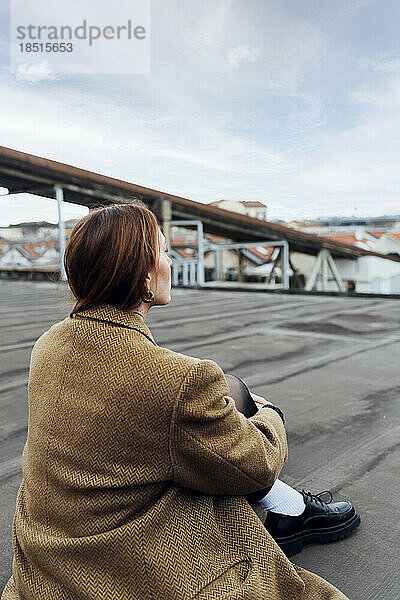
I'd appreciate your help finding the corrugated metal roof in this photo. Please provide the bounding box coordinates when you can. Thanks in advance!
[1,145,399,262]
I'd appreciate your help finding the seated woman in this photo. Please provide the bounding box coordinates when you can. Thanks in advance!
[2,202,360,600]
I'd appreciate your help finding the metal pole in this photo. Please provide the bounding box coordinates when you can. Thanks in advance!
[190,261,196,285]
[182,263,189,286]
[196,220,205,286]
[55,185,67,281]
[218,246,224,280]
[282,241,290,290]
[169,219,205,287]
[237,249,243,282]
[161,197,172,252]
[172,263,179,287]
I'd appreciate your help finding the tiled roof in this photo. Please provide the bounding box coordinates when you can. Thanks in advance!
[174,248,196,259]
[322,230,400,247]
[171,231,274,263]
[208,200,266,208]
[206,234,228,243]
[368,231,385,239]
[247,246,274,261]
[170,233,229,245]
[241,201,267,207]
[322,234,375,251]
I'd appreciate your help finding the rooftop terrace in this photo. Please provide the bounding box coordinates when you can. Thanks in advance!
[1,281,399,598]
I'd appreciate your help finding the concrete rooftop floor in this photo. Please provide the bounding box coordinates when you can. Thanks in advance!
[1,280,399,599]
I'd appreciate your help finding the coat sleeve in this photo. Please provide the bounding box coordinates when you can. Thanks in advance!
[169,358,288,496]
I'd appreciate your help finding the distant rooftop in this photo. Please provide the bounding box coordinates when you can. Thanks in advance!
[314,215,400,226]
[5,219,79,229]
[209,199,267,208]
[241,201,267,207]
[7,221,56,229]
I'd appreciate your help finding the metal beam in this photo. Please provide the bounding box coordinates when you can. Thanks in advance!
[282,240,290,290]
[322,248,329,290]
[306,248,347,292]
[207,239,290,290]
[196,220,205,285]
[55,185,67,281]
[2,146,396,262]
[327,252,346,292]
[170,219,205,286]
[0,166,134,205]
[161,197,172,252]
[268,249,281,284]
[305,249,324,291]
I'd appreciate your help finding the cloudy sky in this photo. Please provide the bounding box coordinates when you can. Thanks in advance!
[1,0,400,226]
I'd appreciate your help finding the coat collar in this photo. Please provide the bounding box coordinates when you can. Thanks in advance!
[71,303,157,346]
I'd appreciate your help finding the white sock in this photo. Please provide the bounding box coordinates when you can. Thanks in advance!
[259,479,305,516]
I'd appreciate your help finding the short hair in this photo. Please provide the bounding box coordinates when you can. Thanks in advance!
[65,201,160,317]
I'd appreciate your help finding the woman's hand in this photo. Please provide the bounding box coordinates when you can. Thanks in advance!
[250,392,273,407]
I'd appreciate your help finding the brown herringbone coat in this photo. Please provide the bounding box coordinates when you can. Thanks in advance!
[2,304,348,600]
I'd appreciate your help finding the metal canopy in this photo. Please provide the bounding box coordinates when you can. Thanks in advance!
[1,145,398,262]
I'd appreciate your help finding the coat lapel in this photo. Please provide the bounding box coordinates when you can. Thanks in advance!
[71,303,157,346]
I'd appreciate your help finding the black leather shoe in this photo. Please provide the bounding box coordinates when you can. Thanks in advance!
[264,490,361,557]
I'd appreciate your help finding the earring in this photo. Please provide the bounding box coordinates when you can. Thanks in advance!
[142,289,155,303]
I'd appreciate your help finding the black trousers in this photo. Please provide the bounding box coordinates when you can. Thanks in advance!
[225,373,273,502]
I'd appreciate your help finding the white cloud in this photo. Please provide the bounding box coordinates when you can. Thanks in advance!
[227,45,258,67]
[16,61,56,83]
[291,112,400,208]
[0,79,289,179]
[351,78,400,110]
[371,58,400,73]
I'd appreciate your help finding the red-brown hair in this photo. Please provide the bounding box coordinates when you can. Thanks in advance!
[64,201,160,317]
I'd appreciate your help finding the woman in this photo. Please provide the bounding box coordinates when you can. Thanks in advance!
[2,202,359,600]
